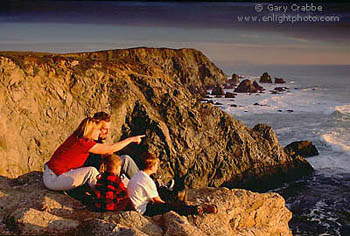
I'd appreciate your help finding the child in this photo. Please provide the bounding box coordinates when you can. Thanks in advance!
[94,154,135,212]
[127,152,217,216]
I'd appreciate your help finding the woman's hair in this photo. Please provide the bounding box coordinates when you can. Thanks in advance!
[140,152,158,170]
[73,117,102,139]
[100,154,122,173]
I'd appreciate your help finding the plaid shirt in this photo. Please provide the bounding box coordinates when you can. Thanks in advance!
[94,172,134,212]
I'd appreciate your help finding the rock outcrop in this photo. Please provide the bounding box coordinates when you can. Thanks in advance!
[275,78,286,84]
[234,79,264,93]
[228,73,240,85]
[0,172,292,235]
[0,48,312,191]
[211,85,225,95]
[259,72,272,83]
[285,141,319,158]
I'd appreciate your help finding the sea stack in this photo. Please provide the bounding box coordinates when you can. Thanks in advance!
[228,73,240,85]
[259,72,273,83]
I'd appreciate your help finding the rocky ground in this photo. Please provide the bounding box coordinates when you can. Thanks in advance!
[0,172,292,235]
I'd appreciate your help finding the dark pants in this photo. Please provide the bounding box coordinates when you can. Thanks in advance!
[144,201,199,217]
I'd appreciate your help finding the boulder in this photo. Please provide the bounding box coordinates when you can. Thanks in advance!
[9,207,79,235]
[211,85,225,95]
[259,72,272,83]
[285,141,319,158]
[162,212,205,235]
[274,87,288,92]
[275,78,286,84]
[225,92,236,98]
[79,219,148,236]
[185,188,292,235]
[102,211,163,236]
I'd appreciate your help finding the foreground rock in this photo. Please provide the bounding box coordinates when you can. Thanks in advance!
[0,48,312,191]
[10,208,79,235]
[0,172,292,235]
[285,141,319,158]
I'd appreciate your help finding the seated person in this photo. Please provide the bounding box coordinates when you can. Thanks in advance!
[43,117,144,192]
[127,152,217,217]
[94,154,135,212]
[84,112,140,185]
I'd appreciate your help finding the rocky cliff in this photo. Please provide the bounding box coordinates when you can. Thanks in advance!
[0,48,312,190]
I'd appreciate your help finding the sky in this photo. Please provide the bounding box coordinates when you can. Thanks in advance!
[0,1,349,68]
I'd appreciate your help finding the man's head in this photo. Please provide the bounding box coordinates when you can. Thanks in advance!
[101,154,122,175]
[93,112,111,141]
[140,152,159,174]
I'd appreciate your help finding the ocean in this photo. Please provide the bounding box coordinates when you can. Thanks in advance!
[212,65,350,235]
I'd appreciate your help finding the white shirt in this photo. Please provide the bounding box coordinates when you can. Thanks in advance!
[127,171,159,214]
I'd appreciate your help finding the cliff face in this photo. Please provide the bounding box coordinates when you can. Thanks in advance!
[0,48,312,189]
[64,47,227,95]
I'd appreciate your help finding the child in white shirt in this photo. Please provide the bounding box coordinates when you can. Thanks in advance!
[128,152,217,216]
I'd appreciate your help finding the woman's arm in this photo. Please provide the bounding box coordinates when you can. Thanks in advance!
[89,135,145,155]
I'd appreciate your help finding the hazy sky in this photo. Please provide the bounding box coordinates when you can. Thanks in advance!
[1,1,349,67]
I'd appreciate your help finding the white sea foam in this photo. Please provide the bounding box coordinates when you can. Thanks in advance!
[308,153,350,173]
[321,131,350,153]
[212,73,350,174]
[207,74,343,116]
[334,104,350,115]
[213,84,337,116]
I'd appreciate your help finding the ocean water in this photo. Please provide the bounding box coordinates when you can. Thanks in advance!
[210,65,350,235]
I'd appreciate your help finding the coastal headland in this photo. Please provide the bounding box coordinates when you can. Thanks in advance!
[0,48,313,235]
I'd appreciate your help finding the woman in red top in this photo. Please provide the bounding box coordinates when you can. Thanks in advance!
[43,117,144,191]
